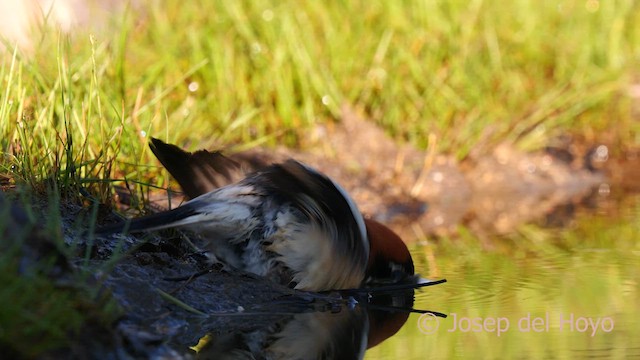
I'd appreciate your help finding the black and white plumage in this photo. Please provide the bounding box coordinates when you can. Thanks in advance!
[101,142,368,290]
[100,138,414,291]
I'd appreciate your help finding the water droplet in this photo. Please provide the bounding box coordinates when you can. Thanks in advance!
[595,145,608,161]
[496,154,509,165]
[585,0,599,13]
[526,163,536,173]
[598,183,610,196]
[188,81,199,92]
[251,42,262,55]
[369,68,387,81]
[321,95,330,106]
[431,171,444,183]
[140,130,147,138]
[262,9,274,21]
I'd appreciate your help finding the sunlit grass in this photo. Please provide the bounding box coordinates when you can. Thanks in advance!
[0,0,639,357]
[2,1,639,203]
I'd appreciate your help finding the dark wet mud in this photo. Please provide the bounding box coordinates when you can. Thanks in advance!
[2,194,435,358]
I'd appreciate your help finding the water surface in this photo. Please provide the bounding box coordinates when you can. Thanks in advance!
[366,193,640,359]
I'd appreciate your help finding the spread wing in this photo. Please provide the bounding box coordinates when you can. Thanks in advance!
[251,160,370,289]
[106,138,370,290]
[149,137,248,198]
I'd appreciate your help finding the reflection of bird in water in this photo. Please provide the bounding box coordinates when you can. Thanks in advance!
[192,291,416,360]
[100,138,415,291]
[195,310,368,360]
[365,292,414,349]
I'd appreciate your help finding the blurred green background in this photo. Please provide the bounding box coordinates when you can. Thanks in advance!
[1,0,639,358]
[1,0,639,191]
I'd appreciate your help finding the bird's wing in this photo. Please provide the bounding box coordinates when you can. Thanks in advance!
[253,160,370,289]
[149,137,247,198]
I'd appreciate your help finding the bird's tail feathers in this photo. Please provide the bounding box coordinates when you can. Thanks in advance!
[96,203,199,235]
[96,191,258,239]
[149,137,247,198]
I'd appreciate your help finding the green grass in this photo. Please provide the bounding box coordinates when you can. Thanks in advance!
[1,0,639,357]
[2,0,639,201]
[0,188,120,356]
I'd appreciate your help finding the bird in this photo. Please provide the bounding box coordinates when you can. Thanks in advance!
[193,291,416,359]
[99,138,415,291]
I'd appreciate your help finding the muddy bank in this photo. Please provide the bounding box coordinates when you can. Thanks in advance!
[2,194,434,358]
[139,105,626,242]
[282,106,622,239]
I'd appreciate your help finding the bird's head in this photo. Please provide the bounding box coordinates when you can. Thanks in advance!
[364,219,415,284]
